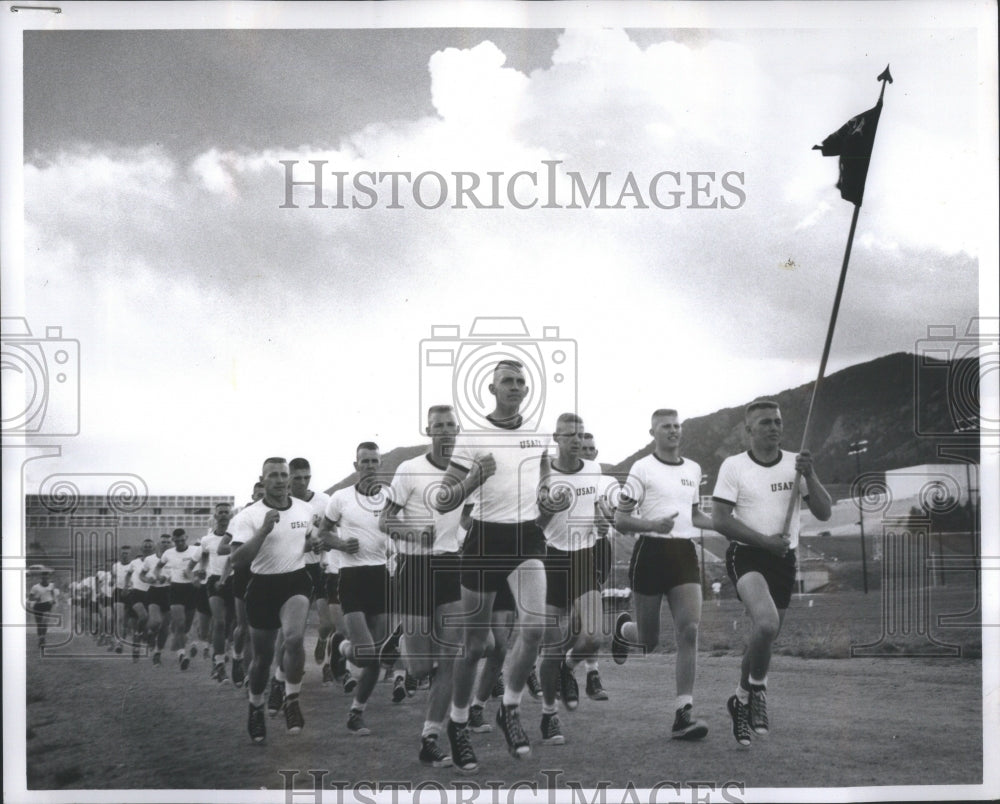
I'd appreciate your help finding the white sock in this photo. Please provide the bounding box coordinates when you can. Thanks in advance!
[422,720,442,738]
[584,658,599,672]
[451,704,470,723]
[675,694,693,710]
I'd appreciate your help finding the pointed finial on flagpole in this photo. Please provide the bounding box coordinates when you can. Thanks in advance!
[877,64,893,103]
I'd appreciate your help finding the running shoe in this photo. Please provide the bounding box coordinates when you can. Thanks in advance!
[152,651,161,666]
[314,635,328,665]
[343,672,358,695]
[559,662,579,710]
[248,703,266,744]
[490,670,505,699]
[347,708,370,736]
[540,712,565,745]
[468,704,493,733]
[526,668,542,700]
[612,612,631,665]
[419,735,452,768]
[748,685,769,735]
[446,719,479,773]
[231,657,245,687]
[496,703,531,758]
[727,695,752,746]
[405,671,418,697]
[671,703,708,740]
[585,670,608,701]
[284,694,304,734]
[179,652,190,671]
[267,677,285,716]
[392,675,407,703]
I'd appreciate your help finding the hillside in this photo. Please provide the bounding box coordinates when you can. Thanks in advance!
[326,352,980,496]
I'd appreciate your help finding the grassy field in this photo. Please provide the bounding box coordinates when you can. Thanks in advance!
[19,581,984,798]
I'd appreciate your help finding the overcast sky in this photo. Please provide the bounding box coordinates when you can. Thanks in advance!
[3,2,996,500]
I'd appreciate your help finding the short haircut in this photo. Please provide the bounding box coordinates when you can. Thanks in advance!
[262,456,287,468]
[356,441,379,454]
[289,457,311,472]
[651,408,679,420]
[427,404,455,418]
[172,528,186,538]
[582,432,595,440]
[160,533,171,539]
[143,538,154,545]
[120,544,130,550]
[745,399,780,421]
[215,501,232,509]
[493,359,524,376]
[555,412,584,429]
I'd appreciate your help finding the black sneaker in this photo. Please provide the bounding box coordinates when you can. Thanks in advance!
[446,719,479,774]
[267,678,285,716]
[152,651,161,666]
[212,662,227,683]
[526,668,542,700]
[749,685,769,735]
[347,708,370,736]
[284,694,304,734]
[322,663,334,686]
[179,652,190,671]
[248,703,266,744]
[231,657,245,688]
[612,612,631,665]
[114,642,123,654]
[496,703,531,758]
[380,623,403,667]
[405,671,418,697]
[559,662,579,710]
[585,670,608,701]
[203,646,210,660]
[419,735,452,768]
[490,671,505,699]
[469,704,493,733]
[314,635,328,665]
[189,643,198,659]
[392,675,407,703]
[132,644,141,663]
[330,633,348,681]
[343,672,358,695]
[727,695,752,746]
[540,712,565,745]
[671,703,708,740]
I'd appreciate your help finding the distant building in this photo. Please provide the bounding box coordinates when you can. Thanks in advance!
[25,494,234,584]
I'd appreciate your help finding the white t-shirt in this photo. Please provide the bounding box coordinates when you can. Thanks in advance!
[229,497,314,575]
[620,454,702,540]
[127,556,151,592]
[449,422,549,524]
[324,485,388,568]
[29,583,58,605]
[112,561,131,589]
[388,454,464,555]
[95,569,114,597]
[141,554,169,588]
[589,474,621,542]
[158,547,198,584]
[712,450,810,550]
[197,532,230,577]
[542,458,604,552]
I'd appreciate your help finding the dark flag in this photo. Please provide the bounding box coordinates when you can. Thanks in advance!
[813,66,892,206]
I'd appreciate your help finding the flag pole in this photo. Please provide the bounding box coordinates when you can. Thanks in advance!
[780,66,892,540]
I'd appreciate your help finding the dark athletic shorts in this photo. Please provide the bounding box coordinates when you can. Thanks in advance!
[147,585,170,611]
[126,589,148,610]
[629,537,701,596]
[305,562,325,602]
[232,564,251,601]
[460,519,546,596]
[338,564,389,616]
[395,552,464,619]
[195,583,211,616]
[545,544,600,610]
[245,568,312,630]
[726,543,797,610]
[324,572,340,605]
[169,582,197,611]
[112,588,126,606]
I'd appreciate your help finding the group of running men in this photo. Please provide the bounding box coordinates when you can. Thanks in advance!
[44,357,832,771]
